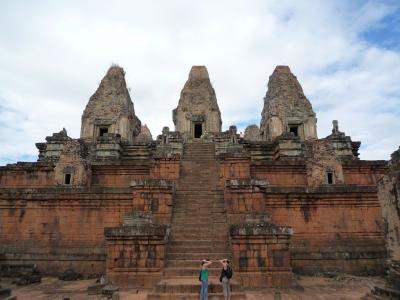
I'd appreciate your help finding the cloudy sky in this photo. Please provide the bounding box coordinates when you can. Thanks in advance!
[0,0,399,164]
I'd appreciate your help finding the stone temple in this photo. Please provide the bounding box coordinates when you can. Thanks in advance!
[0,64,399,299]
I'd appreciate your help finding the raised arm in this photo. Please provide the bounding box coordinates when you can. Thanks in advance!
[203,260,213,268]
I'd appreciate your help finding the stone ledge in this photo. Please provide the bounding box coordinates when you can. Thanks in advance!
[266,185,377,194]
[0,187,132,195]
[342,160,388,167]
[230,222,293,236]
[130,179,174,189]
[225,179,268,189]
[250,158,306,166]
[224,182,377,193]
[0,161,54,170]
[152,153,182,159]
[104,224,168,239]
[217,152,251,159]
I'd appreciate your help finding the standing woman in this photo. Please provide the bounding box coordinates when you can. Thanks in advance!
[219,259,232,300]
[200,259,212,300]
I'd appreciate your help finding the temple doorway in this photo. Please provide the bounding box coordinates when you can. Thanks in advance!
[194,123,203,138]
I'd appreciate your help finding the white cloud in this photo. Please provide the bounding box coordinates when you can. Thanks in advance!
[0,0,399,164]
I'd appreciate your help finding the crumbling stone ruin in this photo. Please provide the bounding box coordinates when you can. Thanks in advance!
[0,64,395,298]
[370,147,400,299]
[243,124,261,141]
[135,124,153,143]
[378,147,400,261]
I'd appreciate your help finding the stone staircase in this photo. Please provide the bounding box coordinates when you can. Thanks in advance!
[121,143,153,160]
[147,141,246,299]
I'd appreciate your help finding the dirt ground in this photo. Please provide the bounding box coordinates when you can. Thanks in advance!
[1,275,384,300]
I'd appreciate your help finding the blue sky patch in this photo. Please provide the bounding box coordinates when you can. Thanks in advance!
[361,6,400,50]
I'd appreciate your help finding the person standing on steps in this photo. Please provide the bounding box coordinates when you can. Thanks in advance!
[219,259,233,300]
[199,259,212,300]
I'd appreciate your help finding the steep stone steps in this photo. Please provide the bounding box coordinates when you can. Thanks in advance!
[164,267,222,277]
[172,212,226,219]
[147,292,245,300]
[172,207,226,212]
[171,217,214,223]
[175,193,223,198]
[173,199,225,204]
[169,228,227,236]
[167,246,229,253]
[168,240,229,247]
[173,201,224,205]
[170,233,228,240]
[169,228,228,235]
[173,198,223,203]
[172,208,226,214]
[148,141,246,299]
[166,260,228,268]
[173,202,226,208]
[167,253,231,261]
[170,223,228,229]
[121,144,152,160]
[174,196,224,200]
[167,246,229,252]
[175,190,223,195]
[170,220,227,225]
[153,278,242,293]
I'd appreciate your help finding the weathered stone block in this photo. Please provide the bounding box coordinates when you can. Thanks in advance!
[104,213,168,288]
[230,214,293,287]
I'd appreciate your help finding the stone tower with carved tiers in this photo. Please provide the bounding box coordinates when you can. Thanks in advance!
[173,66,222,139]
[80,65,141,143]
[260,66,317,141]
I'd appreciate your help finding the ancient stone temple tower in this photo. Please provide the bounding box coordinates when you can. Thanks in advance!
[80,65,141,143]
[173,66,222,138]
[260,66,317,141]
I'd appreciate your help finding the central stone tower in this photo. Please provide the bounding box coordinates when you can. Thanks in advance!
[173,66,222,138]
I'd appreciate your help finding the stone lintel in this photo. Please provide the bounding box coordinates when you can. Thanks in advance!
[104,224,168,239]
[152,153,182,159]
[216,151,250,159]
[225,179,268,189]
[244,212,272,223]
[94,118,115,126]
[123,211,153,225]
[130,179,174,189]
[278,132,302,141]
[230,222,293,237]
[190,114,205,122]
[96,133,121,143]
